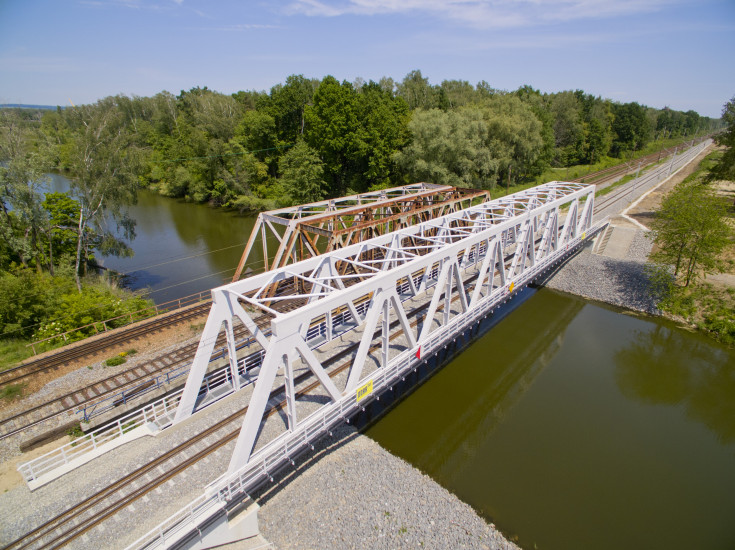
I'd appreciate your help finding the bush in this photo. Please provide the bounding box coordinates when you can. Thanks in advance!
[1,268,154,345]
[105,356,126,367]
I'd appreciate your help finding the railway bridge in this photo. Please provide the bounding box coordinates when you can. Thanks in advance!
[129,180,603,548]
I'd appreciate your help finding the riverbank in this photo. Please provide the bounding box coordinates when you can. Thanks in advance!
[254,424,520,550]
[542,228,659,315]
[544,141,735,320]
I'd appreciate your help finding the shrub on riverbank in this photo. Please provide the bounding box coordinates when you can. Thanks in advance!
[657,283,735,346]
[647,145,735,347]
[0,268,154,368]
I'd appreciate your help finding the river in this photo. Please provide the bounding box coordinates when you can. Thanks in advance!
[46,173,260,304]
[365,288,735,550]
[48,174,735,549]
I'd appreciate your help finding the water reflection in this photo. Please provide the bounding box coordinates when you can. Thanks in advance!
[367,290,735,550]
[367,289,584,477]
[44,173,262,303]
[615,324,735,443]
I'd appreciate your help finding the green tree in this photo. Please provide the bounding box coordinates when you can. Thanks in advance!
[61,98,140,290]
[397,70,439,110]
[710,96,735,182]
[0,110,52,270]
[650,181,732,286]
[260,75,317,145]
[611,101,652,156]
[41,192,85,268]
[304,76,360,196]
[549,91,585,166]
[351,81,410,190]
[394,108,497,189]
[481,94,543,186]
[279,141,326,204]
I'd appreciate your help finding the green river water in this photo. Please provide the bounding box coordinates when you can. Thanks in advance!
[366,289,735,550]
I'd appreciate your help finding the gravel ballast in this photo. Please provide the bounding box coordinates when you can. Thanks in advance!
[543,228,659,314]
[255,424,519,550]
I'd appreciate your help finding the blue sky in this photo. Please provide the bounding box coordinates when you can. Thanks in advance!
[1,0,733,117]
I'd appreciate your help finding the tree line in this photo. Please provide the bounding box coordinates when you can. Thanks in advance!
[647,96,735,345]
[33,70,723,214]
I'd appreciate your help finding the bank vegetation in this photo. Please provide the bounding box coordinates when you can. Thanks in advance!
[648,96,735,345]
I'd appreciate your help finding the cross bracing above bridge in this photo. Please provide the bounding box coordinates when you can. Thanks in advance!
[231,182,489,279]
[135,180,603,549]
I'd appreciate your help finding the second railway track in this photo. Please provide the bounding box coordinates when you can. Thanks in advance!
[0,302,212,389]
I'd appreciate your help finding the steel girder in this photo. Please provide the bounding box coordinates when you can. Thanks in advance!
[173,181,597,470]
[231,183,489,279]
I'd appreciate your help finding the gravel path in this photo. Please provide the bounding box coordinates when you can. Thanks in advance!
[255,424,519,550]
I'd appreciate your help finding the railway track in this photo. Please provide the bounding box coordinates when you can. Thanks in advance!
[0,283,315,440]
[571,137,705,188]
[0,343,198,440]
[0,302,212,389]
[592,139,710,215]
[2,284,439,550]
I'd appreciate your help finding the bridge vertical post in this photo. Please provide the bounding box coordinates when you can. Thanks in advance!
[443,263,452,326]
[283,353,297,430]
[224,319,240,392]
[382,299,390,367]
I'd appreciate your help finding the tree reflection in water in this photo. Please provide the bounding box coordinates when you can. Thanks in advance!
[615,324,735,444]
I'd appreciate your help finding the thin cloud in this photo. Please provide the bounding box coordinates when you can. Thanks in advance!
[78,0,178,11]
[283,0,679,28]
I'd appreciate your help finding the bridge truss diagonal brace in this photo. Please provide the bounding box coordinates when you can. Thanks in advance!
[344,286,417,392]
[470,237,505,309]
[173,289,269,424]
[227,331,341,472]
[418,257,468,344]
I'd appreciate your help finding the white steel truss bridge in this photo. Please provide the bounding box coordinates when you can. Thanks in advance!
[133,181,606,549]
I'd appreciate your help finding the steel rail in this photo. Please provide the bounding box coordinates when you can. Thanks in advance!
[0,303,212,388]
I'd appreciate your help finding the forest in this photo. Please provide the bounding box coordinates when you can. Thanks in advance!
[0,70,725,363]
[27,70,723,210]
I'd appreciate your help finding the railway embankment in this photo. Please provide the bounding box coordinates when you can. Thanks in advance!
[255,424,520,550]
[543,227,659,314]
[544,140,718,315]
